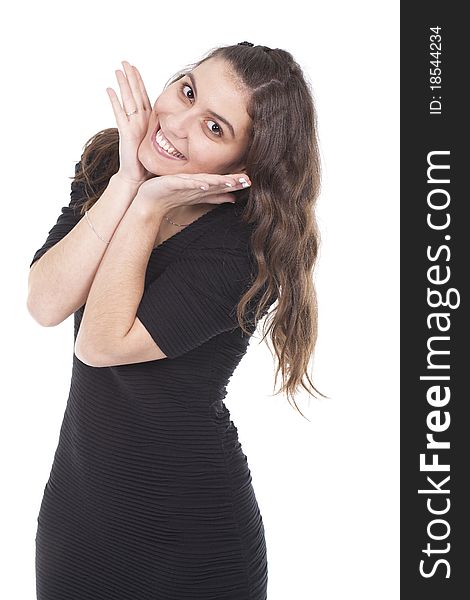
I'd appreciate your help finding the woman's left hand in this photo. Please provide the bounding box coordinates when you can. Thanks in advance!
[134,172,252,214]
[106,60,155,185]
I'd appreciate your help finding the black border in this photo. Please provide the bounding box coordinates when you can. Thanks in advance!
[401,3,468,597]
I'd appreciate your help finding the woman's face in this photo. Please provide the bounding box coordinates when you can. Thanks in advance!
[138,58,252,177]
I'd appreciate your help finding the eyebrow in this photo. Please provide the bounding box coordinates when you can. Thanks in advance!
[187,72,236,138]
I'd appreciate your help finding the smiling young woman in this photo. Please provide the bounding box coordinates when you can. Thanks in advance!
[28,41,326,600]
[134,56,253,229]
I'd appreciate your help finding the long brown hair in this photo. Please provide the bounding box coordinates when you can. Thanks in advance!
[72,42,328,419]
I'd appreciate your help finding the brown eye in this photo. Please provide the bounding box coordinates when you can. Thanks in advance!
[181,83,194,100]
[206,120,222,137]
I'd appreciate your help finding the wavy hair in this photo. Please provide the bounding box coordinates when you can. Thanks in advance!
[72,42,328,419]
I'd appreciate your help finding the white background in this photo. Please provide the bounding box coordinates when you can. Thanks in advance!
[1,1,399,598]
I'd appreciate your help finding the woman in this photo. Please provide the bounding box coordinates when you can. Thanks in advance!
[28,42,325,600]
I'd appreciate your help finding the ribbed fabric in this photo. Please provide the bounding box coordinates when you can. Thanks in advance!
[31,165,271,600]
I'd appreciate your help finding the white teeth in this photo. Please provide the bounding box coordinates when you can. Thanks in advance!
[156,128,185,159]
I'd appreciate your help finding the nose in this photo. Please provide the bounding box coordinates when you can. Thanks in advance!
[164,111,191,141]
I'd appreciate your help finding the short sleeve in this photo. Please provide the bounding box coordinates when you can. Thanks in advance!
[136,249,256,359]
[29,161,86,268]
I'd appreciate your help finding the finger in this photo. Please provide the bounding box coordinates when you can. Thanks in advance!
[132,65,152,111]
[106,87,127,130]
[169,174,250,193]
[231,173,252,186]
[197,182,244,196]
[190,173,252,189]
[115,67,138,115]
[213,173,252,186]
[170,175,218,191]
[181,178,238,196]
[204,194,236,205]
[121,60,145,111]
[153,171,251,187]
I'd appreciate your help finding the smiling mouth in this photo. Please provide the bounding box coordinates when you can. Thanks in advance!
[152,126,187,160]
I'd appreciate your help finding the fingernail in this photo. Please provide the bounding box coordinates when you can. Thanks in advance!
[225,182,233,187]
[239,177,251,188]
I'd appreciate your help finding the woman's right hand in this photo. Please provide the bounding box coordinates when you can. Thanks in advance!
[106,60,155,186]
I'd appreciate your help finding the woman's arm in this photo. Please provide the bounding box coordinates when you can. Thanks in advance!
[74,172,242,367]
[74,195,165,367]
[27,174,141,327]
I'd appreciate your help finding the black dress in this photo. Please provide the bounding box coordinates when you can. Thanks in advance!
[31,165,273,600]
